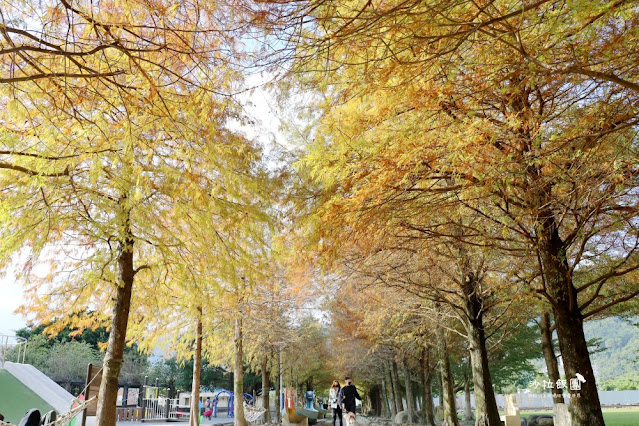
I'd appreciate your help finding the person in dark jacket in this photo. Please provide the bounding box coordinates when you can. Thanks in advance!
[339,377,362,414]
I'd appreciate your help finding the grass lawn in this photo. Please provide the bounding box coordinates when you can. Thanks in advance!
[0,369,55,423]
[520,407,639,426]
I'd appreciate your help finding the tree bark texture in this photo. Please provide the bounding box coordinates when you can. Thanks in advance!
[234,317,248,426]
[381,375,392,418]
[461,274,501,426]
[437,371,443,409]
[540,312,564,404]
[189,315,203,426]
[420,348,436,426]
[262,354,271,423]
[437,325,459,426]
[555,305,603,425]
[402,359,414,423]
[96,213,134,426]
[385,363,398,417]
[538,218,604,426]
[391,360,404,413]
[276,351,282,423]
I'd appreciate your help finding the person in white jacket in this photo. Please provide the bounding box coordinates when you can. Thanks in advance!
[328,380,343,426]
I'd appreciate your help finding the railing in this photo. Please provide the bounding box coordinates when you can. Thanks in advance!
[0,334,27,368]
[143,398,181,421]
[116,407,143,421]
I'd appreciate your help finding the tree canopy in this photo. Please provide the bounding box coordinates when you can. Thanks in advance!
[1,2,638,426]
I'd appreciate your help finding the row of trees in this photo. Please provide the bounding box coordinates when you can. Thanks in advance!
[268,1,639,426]
[0,1,288,426]
[2,2,638,426]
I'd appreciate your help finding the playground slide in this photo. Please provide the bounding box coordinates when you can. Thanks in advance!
[3,362,75,413]
[0,368,54,424]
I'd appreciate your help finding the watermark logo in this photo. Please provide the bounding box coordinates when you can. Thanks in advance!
[570,373,586,391]
[529,373,585,392]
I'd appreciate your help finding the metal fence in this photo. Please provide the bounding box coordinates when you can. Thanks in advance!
[143,398,184,421]
[404,389,639,413]
[453,390,639,410]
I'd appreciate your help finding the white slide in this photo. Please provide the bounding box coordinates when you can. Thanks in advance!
[3,362,75,413]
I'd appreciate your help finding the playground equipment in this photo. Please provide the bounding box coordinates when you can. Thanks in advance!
[282,388,308,426]
[0,361,75,423]
[304,391,314,411]
[139,377,182,422]
[212,390,254,418]
[303,390,326,418]
[213,390,233,418]
[0,397,96,426]
[295,391,318,421]
[0,334,27,368]
[242,400,266,423]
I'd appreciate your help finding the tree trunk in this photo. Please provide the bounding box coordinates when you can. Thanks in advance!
[385,363,398,417]
[377,386,384,417]
[234,317,248,426]
[95,215,134,426]
[402,359,414,423]
[276,351,282,423]
[461,274,501,426]
[555,305,603,425]
[540,312,564,404]
[437,370,443,408]
[381,375,392,418]
[391,360,404,412]
[538,220,604,426]
[437,325,459,426]
[420,348,436,426]
[189,315,202,426]
[262,354,271,423]
[463,373,473,422]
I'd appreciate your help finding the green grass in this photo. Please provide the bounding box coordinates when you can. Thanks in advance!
[520,407,639,426]
[0,369,55,423]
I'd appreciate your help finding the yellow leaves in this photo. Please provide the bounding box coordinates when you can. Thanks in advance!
[7,99,22,116]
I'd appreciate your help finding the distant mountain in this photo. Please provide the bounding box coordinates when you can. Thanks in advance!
[584,317,639,390]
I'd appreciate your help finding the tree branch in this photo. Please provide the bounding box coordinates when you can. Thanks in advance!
[0,161,69,177]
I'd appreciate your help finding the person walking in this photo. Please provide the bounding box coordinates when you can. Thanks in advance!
[203,397,212,420]
[329,380,343,426]
[340,377,361,414]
